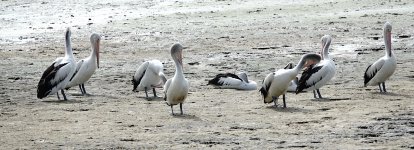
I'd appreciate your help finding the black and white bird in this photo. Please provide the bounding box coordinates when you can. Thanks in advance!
[296,35,336,99]
[164,43,189,115]
[208,72,257,90]
[260,53,322,108]
[37,28,76,101]
[132,59,166,99]
[364,22,396,92]
[65,33,101,96]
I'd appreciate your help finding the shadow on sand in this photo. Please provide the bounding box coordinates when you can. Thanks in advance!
[172,114,202,121]
[41,99,83,104]
[265,106,309,113]
[310,97,352,102]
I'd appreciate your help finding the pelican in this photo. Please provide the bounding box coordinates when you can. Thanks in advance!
[364,22,396,92]
[207,72,257,90]
[260,53,321,108]
[296,35,336,99]
[37,28,76,100]
[65,33,101,95]
[132,59,166,99]
[164,43,189,115]
[283,63,299,92]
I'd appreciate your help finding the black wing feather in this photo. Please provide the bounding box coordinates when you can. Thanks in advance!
[37,62,69,99]
[296,65,323,93]
[259,73,274,103]
[207,73,243,86]
[364,64,380,86]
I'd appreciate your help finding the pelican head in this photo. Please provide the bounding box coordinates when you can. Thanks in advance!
[284,62,294,69]
[237,72,249,83]
[171,43,184,67]
[90,33,101,68]
[65,27,72,52]
[383,22,392,56]
[320,35,332,59]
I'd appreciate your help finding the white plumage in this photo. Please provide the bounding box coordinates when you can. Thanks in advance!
[66,33,101,95]
[260,54,322,108]
[364,22,396,92]
[208,72,257,90]
[164,43,189,115]
[37,28,76,101]
[132,59,166,99]
[296,35,336,99]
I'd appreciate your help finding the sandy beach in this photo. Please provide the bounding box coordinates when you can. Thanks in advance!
[1,0,413,149]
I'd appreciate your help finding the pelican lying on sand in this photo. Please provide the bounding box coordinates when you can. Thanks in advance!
[208,72,257,90]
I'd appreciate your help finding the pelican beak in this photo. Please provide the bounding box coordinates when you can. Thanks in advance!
[96,40,100,68]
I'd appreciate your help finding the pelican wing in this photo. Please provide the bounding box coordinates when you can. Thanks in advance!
[364,59,385,86]
[259,72,274,101]
[132,61,149,90]
[208,73,243,86]
[296,64,323,93]
[69,60,84,82]
[163,79,172,101]
[37,62,69,98]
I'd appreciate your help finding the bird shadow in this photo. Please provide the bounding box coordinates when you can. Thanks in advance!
[136,96,165,101]
[41,99,83,104]
[310,97,352,102]
[266,106,308,112]
[373,92,410,97]
[172,114,202,121]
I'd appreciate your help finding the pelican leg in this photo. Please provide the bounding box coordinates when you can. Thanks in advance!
[378,84,383,92]
[57,93,61,100]
[180,103,183,115]
[313,90,317,99]
[153,88,157,97]
[144,87,149,98]
[382,82,387,93]
[81,84,89,96]
[282,94,286,108]
[61,89,68,101]
[316,89,323,99]
[171,105,174,115]
[272,96,278,107]
[78,85,84,95]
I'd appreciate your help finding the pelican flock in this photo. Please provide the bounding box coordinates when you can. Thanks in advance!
[207,72,257,90]
[35,21,400,114]
[260,53,322,108]
[296,35,336,99]
[37,28,76,100]
[163,43,189,115]
[132,59,166,99]
[65,33,101,95]
[364,22,396,92]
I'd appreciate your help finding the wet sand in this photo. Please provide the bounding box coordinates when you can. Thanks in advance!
[1,0,414,149]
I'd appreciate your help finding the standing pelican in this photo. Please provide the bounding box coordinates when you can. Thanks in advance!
[37,28,76,100]
[164,43,189,115]
[207,72,257,90]
[132,59,166,99]
[65,33,101,95]
[260,54,321,108]
[364,22,396,92]
[296,35,336,99]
